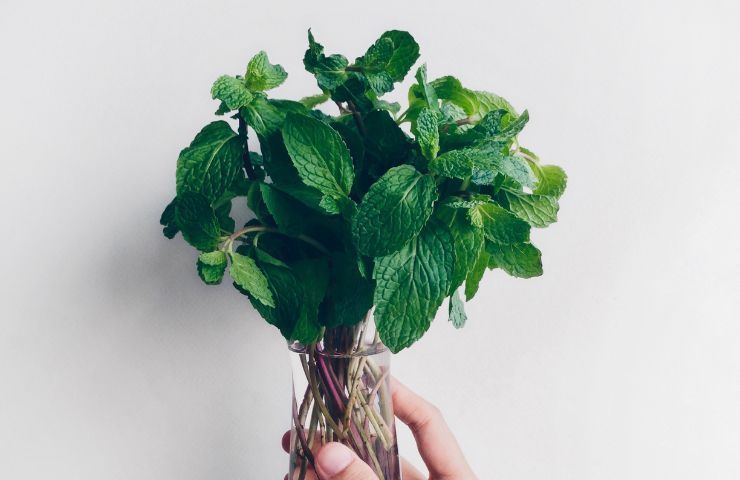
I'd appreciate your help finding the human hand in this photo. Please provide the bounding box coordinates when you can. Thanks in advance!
[281,377,477,480]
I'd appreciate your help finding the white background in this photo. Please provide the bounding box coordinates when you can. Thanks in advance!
[1,1,739,478]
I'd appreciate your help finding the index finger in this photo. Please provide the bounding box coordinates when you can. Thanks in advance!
[391,377,476,479]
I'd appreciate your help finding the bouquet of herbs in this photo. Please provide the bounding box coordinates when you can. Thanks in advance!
[160,30,566,479]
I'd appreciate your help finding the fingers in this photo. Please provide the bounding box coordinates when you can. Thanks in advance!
[315,442,379,480]
[400,458,426,480]
[391,377,476,479]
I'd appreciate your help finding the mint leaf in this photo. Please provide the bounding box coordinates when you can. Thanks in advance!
[332,73,374,112]
[415,64,438,109]
[469,202,531,244]
[160,198,179,239]
[248,259,328,344]
[531,163,568,199]
[229,252,274,307]
[211,76,253,111]
[437,207,484,294]
[352,165,438,257]
[356,37,395,95]
[448,289,467,329]
[376,30,419,82]
[498,109,529,139]
[486,242,543,278]
[197,251,227,285]
[244,51,287,91]
[474,90,517,117]
[373,219,454,352]
[322,252,374,328]
[303,30,349,91]
[465,248,489,300]
[412,107,440,161]
[496,154,537,188]
[282,113,354,202]
[405,64,438,124]
[429,145,536,188]
[241,97,284,137]
[300,92,331,108]
[259,183,312,235]
[363,110,411,175]
[254,248,289,268]
[355,31,419,94]
[503,191,559,227]
[174,192,221,251]
[431,76,480,116]
[290,259,329,343]
[176,121,244,202]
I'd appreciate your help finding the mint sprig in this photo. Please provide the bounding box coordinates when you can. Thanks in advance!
[161,30,568,353]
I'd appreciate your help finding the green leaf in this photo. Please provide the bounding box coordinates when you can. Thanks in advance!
[355,31,419,94]
[432,77,519,122]
[244,51,288,91]
[229,252,274,307]
[440,194,490,209]
[468,202,531,244]
[352,165,438,257]
[322,252,374,328]
[436,207,484,294]
[486,242,543,278]
[303,30,349,91]
[363,109,411,175]
[412,107,440,161]
[332,73,374,112]
[373,219,454,352]
[531,163,568,199]
[197,251,227,285]
[498,109,529,139]
[473,90,517,117]
[431,76,480,116]
[300,92,331,108]
[176,121,244,202]
[254,248,289,268]
[248,259,328,344]
[429,145,536,188]
[282,113,354,201]
[214,199,235,232]
[465,248,489,300]
[174,192,221,251]
[415,64,438,109]
[290,259,329,343]
[376,30,420,82]
[357,37,395,95]
[160,198,179,239]
[259,183,313,235]
[503,191,559,227]
[448,289,467,329]
[211,75,253,111]
[241,97,283,137]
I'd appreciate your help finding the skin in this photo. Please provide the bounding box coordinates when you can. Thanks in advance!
[282,377,478,480]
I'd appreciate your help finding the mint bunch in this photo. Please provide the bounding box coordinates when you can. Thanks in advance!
[160,30,567,353]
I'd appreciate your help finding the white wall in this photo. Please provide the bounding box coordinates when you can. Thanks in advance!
[1,1,739,478]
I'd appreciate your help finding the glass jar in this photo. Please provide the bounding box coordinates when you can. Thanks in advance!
[287,313,400,480]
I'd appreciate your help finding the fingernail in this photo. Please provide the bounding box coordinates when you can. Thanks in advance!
[318,443,353,476]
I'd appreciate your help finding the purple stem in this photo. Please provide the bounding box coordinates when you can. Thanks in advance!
[317,354,345,413]
[292,395,318,474]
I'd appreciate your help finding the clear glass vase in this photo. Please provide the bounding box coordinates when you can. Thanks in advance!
[287,313,400,480]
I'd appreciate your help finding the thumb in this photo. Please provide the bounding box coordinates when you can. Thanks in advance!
[315,442,379,480]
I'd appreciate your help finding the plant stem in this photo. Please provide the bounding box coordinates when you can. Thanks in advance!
[302,354,344,436]
[225,225,330,255]
[346,101,366,135]
[237,116,257,180]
